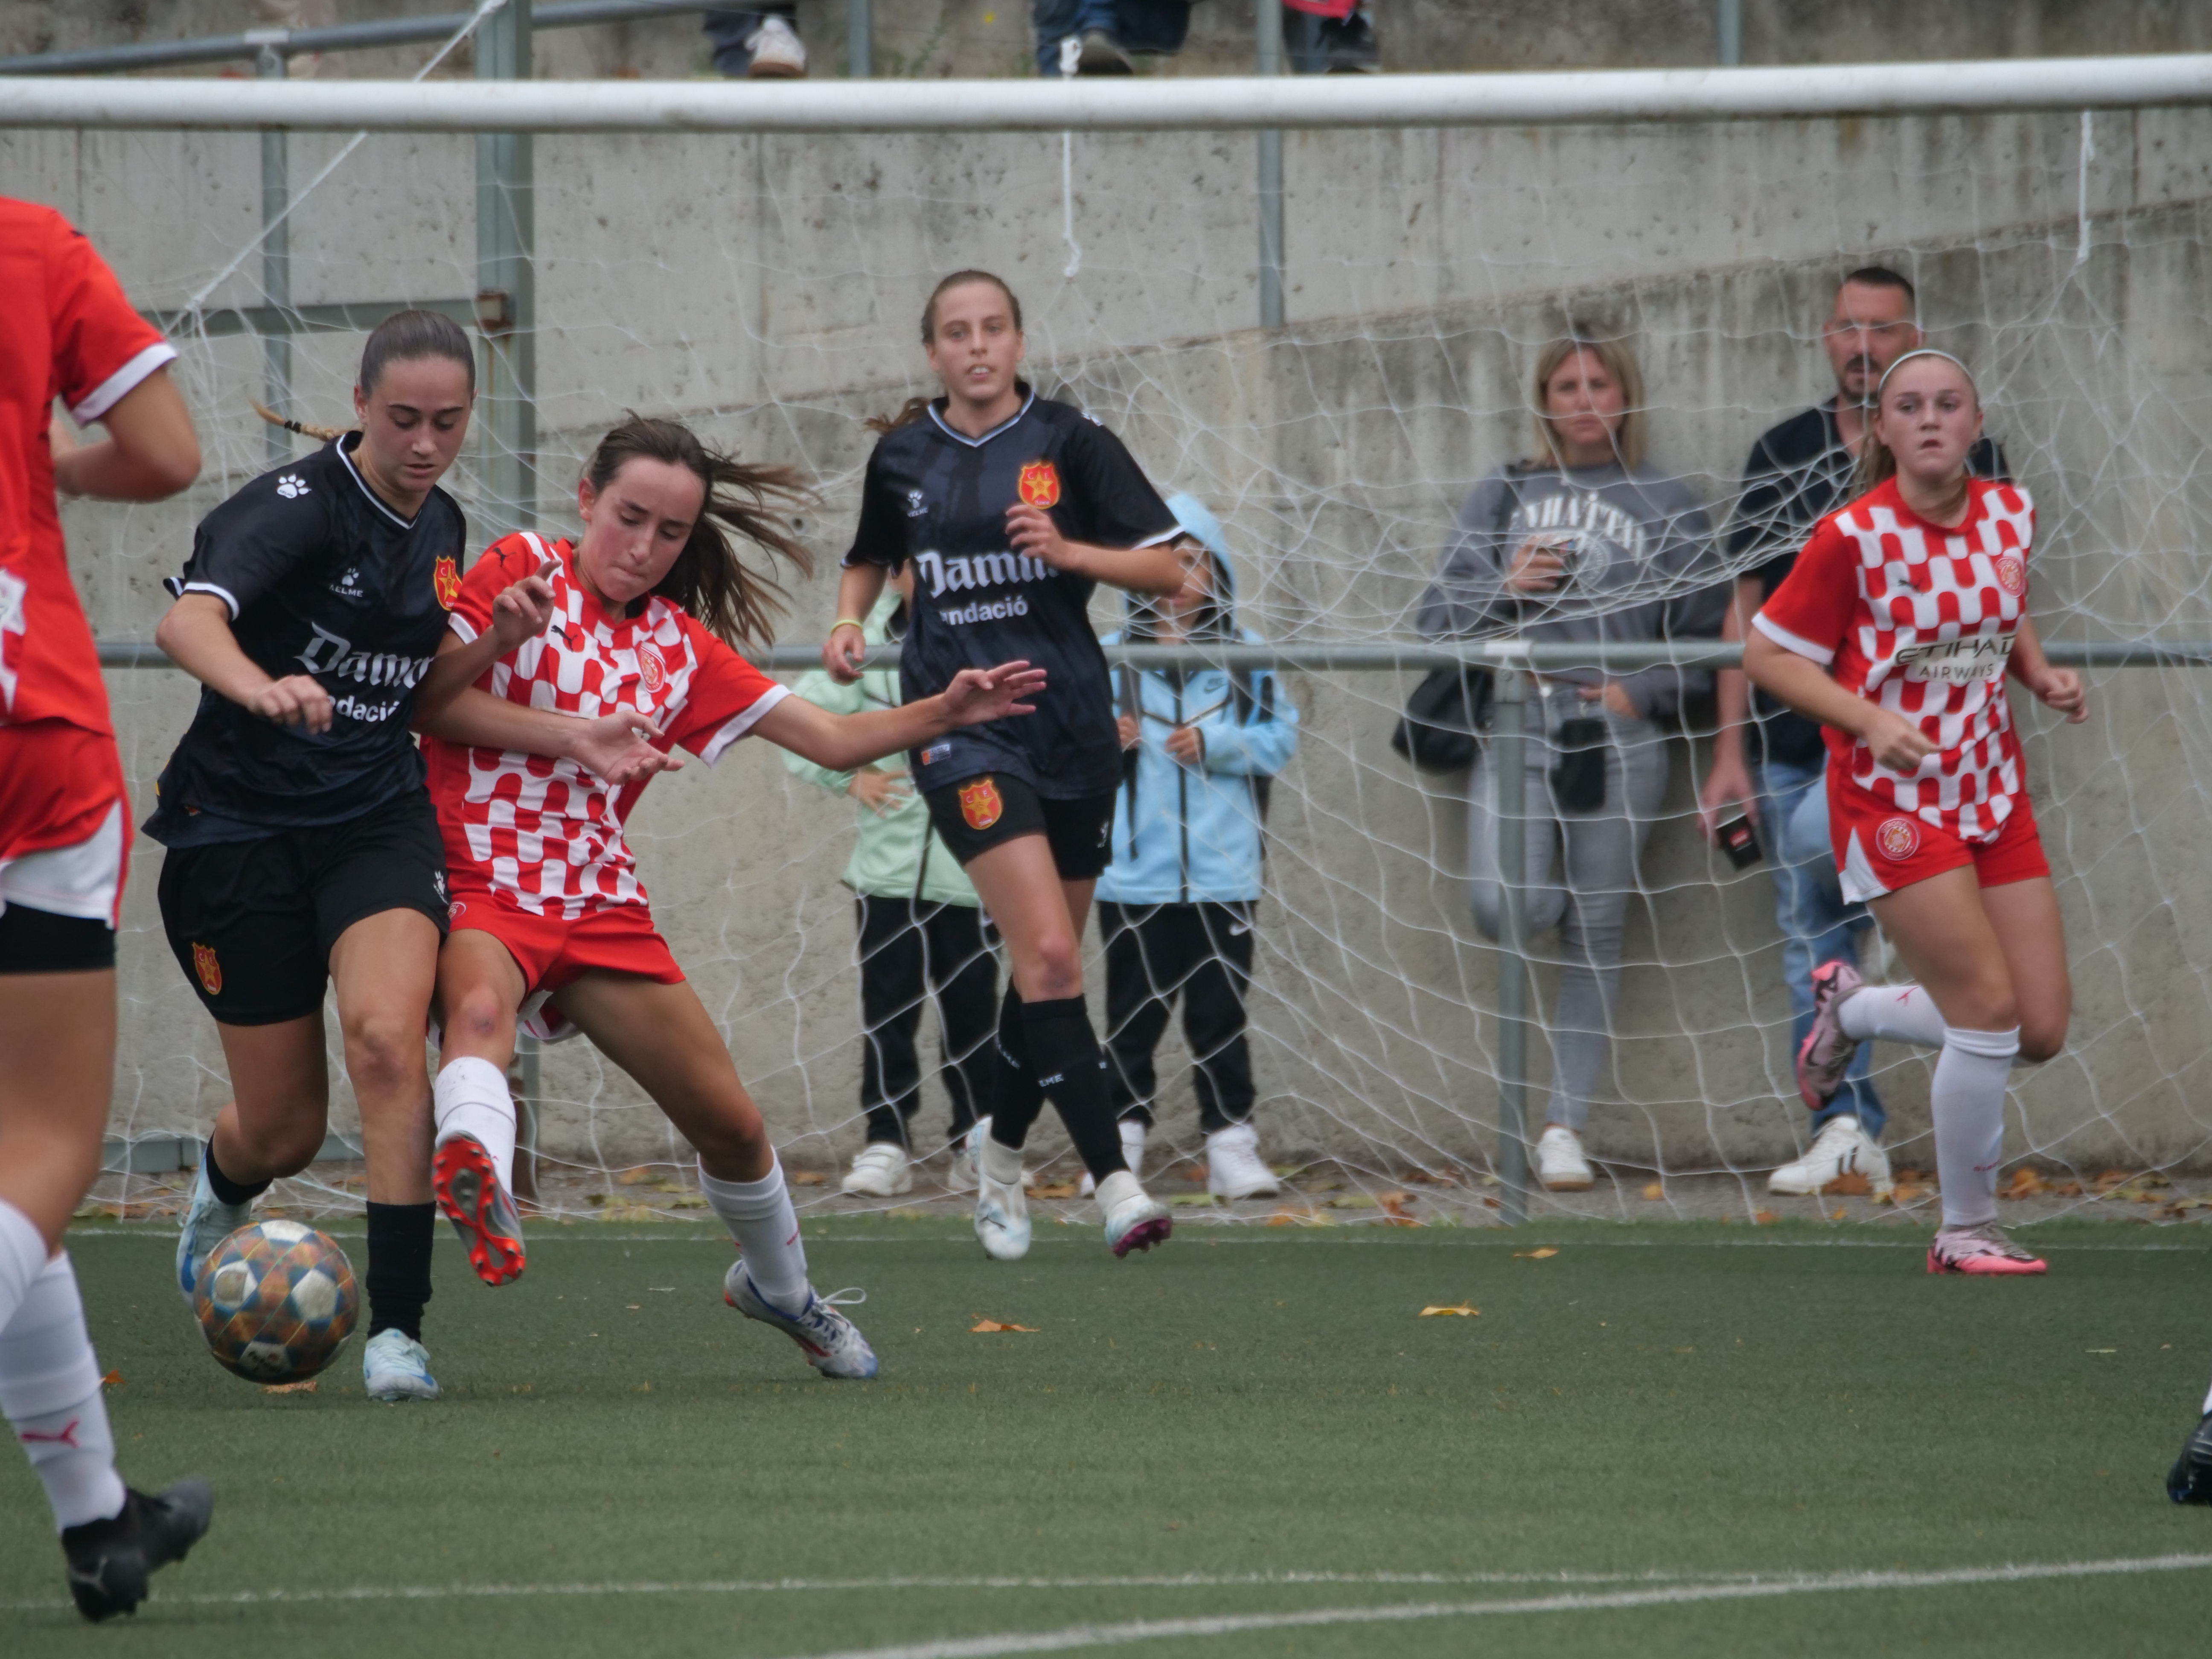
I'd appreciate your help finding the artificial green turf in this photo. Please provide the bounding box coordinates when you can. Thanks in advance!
[3,1218,2209,1657]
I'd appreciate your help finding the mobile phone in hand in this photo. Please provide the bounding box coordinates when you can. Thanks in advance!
[1716,813,1763,869]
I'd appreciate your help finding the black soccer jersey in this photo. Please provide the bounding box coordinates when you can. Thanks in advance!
[145,434,467,843]
[846,389,1179,799]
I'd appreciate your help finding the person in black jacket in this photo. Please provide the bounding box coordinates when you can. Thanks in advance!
[1700,267,2009,1201]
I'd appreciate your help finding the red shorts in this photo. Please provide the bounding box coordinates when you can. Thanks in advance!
[0,721,130,926]
[1830,775,2050,905]
[446,884,685,1001]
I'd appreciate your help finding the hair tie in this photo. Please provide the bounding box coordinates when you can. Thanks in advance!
[1876,348,1975,397]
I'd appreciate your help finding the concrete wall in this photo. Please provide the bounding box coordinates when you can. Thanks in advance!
[7,98,2212,1182]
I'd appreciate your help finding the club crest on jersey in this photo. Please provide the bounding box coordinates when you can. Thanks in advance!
[1876,817,1921,861]
[1994,554,2027,597]
[433,556,462,610]
[191,942,223,996]
[1016,460,1060,509]
[959,777,1003,831]
[636,640,668,696]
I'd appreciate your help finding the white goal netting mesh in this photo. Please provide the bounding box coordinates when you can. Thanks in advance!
[16,91,2212,1222]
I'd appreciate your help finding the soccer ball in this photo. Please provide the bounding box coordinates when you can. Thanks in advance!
[193,1220,359,1383]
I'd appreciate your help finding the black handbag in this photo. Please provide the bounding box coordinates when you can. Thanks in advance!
[1390,666,1493,772]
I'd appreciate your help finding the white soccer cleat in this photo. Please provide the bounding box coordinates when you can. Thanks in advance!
[1078,1118,1147,1198]
[974,1149,1033,1262]
[724,1261,878,1379]
[175,1157,253,1304]
[1205,1123,1282,1200]
[1769,1115,1894,1196]
[841,1142,913,1198]
[1096,1170,1173,1257]
[745,15,807,77]
[1534,1124,1595,1192]
[361,1329,441,1402]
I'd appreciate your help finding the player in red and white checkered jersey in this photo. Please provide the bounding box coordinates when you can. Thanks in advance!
[1748,349,2087,1279]
[0,196,215,1620]
[411,416,1043,1380]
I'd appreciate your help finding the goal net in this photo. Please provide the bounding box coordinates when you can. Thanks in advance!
[19,73,2212,1222]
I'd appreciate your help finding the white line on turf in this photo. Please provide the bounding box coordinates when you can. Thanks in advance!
[768,1554,2212,1659]
[3,1555,2207,1618]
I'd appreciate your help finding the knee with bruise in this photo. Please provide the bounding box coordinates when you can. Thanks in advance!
[1023,934,1084,1003]
[443,979,514,1049]
[341,1007,430,1101]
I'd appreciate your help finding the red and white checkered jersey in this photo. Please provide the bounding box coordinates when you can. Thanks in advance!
[1,198,176,735]
[1754,476,2034,844]
[422,531,790,918]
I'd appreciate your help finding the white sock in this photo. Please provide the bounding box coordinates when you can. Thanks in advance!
[1932,1025,2018,1230]
[981,1136,1025,1187]
[699,1155,809,1315]
[1838,984,1948,1048]
[434,1057,517,1194]
[0,1201,42,1337]
[0,1250,126,1531]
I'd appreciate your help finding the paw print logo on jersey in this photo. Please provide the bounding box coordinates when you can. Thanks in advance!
[191,942,223,996]
[274,473,310,501]
[1876,816,1921,861]
[1995,553,2027,597]
[433,556,462,611]
[636,640,668,698]
[959,777,1003,831]
[1016,460,1060,509]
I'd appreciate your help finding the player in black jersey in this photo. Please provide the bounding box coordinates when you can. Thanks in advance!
[832,270,1189,1262]
[148,312,623,1402]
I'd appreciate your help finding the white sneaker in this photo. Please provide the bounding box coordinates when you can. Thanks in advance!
[724,1261,878,1378]
[1078,1118,1147,1198]
[1205,1123,1281,1200]
[361,1329,440,1403]
[1769,1115,1894,1196]
[1097,1170,1172,1257]
[745,15,807,78]
[946,1137,978,1193]
[175,1156,253,1304]
[974,1140,1032,1262]
[1534,1124,1595,1192]
[841,1142,913,1198]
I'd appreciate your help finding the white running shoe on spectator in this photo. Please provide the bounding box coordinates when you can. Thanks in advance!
[1769,1115,1893,1196]
[946,1136,978,1193]
[1534,1124,1595,1192]
[841,1142,912,1198]
[746,16,807,78]
[1078,1118,1147,1197]
[1205,1123,1281,1200]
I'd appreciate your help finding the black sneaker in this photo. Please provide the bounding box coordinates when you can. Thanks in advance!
[1322,9,1380,74]
[1075,29,1132,75]
[61,1479,214,1621]
[2169,1412,2212,1505]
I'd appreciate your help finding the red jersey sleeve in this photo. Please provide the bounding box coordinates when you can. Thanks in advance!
[46,211,175,423]
[449,532,547,646]
[1753,513,1860,666]
[669,620,791,766]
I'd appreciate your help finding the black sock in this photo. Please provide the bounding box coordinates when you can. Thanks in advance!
[201,1140,271,1207]
[365,1202,436,1341]
[1020,995,1129,1183]
[990,985,1047,1150]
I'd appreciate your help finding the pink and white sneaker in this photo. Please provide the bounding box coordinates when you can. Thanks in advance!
[1927,1222,2047,1276]
[1795,959,1865,1110]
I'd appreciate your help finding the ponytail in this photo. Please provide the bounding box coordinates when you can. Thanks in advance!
[581,416,814,652]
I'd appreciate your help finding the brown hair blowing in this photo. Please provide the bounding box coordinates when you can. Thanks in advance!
[868,270,1027,434]
[581,415,814,652]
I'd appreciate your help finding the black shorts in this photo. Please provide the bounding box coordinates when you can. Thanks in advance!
[0,904,116,974]
[923,774,1117,882]
[157,789,449,1026]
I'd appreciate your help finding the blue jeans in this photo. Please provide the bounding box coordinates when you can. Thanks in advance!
[1757,757,1885,1138]
[1031,0,1192,73]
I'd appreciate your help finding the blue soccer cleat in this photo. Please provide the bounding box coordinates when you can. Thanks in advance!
[175,1156,253,1305]
[724,1261,878,1380]
[2169,1411,2212,1504]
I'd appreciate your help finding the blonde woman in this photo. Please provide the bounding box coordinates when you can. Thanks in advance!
[1417,336,1727,1192]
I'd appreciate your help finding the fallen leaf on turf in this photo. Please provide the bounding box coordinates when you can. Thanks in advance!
[596,1204,658,1223]
[1329,1194,1379,1210]
[2000,1167,2049,1199]
[1027,1182,1079,1199]
[1753,1209,1777,1225]
[1830,1208,1848,1221]
[789,1171,828,1186]
[970,1319,1038,1333]
[1169,1194,1219,1207]
[1418,1304,1479,1317]
[1822,1170,1871,1196]
[1642,1182,1665,1201]
[261,1380,317,1395]
[1378,1190,1415,1217]
[615,1167,653,1186]
[99,1371,123,1389]
[1514,1247,1558,1260]
[1481,1195,1502,1210]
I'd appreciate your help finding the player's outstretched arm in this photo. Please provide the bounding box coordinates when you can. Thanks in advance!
[1743,628,1935,774]
[411,562,561,724]
[1005,504,1188,597]
[155,591,335,733]
[49,367,199,502]
[754,661,1047,773]
[416,689,682,786]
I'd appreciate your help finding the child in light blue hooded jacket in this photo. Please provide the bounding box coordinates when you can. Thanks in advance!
[1091,494,1298,1200]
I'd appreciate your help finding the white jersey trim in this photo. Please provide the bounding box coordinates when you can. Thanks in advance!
[337,435,418,530]
[697,683,790,768]
[926,388,1037,449]
[448,613,481,645]
[70,341,178,425]
[177,579,241,620]
[1752,609,1837,666]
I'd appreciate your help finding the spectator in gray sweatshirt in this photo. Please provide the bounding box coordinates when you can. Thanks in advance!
[1417,335,1727,1194]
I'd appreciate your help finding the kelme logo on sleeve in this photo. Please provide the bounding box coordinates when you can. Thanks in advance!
[1016,460,1060,509]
